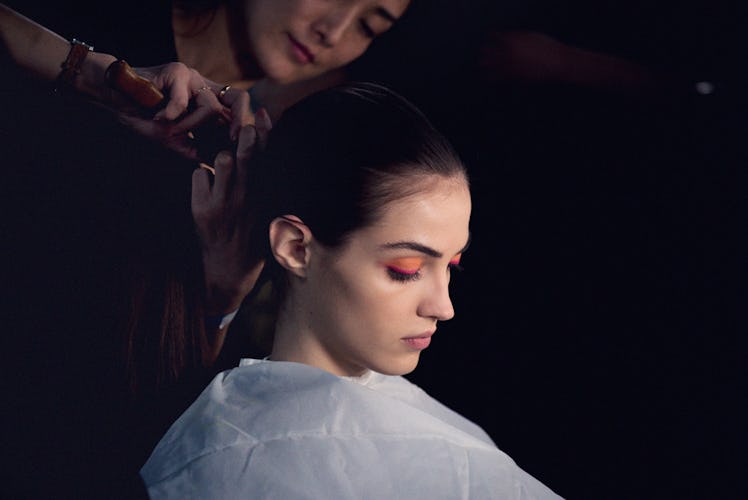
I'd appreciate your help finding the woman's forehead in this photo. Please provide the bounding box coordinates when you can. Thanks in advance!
[382,174,470,212]
[358,177,472,251]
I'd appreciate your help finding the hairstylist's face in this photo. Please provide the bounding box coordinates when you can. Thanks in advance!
[244,0,410,84]
[304,175,471,377]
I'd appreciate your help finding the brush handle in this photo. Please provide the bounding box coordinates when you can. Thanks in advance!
[105,60,165,109]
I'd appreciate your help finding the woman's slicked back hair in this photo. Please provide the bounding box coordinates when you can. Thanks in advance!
[250,81,467,249]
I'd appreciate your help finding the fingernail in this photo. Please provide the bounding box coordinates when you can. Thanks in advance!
[261,108,273,127]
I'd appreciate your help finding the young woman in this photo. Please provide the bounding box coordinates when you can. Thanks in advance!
[140,82,562,498]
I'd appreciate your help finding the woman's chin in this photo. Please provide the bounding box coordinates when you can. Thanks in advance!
[375,354,421,377]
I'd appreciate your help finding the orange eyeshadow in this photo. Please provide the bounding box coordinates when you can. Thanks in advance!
[385,257,423,274]
[449,253,462,265]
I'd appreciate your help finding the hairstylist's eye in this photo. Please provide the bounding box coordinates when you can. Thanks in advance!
[359,20,376,38]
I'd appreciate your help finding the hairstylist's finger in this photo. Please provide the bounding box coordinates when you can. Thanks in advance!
[152,66,193,121]
[158,95,189,122]
[235,125,257,194]
[211,150,235,204]
[255,108,272,149]
[198,87,233,122]
[119,114,199,161]
[220,89,252,142]
[155,84,190,121]
[167,140,200,162]
[191,166,212,219]
[170,100,229,136]
[118,113,153,135]
[235,124,257,164]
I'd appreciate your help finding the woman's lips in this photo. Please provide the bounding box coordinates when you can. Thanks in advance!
[287,34,315,64]
[402,333,433,350]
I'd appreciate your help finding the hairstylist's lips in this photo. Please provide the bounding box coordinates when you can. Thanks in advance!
[402,331,434,350]
[287,34,315,64]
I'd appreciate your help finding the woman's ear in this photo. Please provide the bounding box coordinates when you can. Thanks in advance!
[269,216,312,278]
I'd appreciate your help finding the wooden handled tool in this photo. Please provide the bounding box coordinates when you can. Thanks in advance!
[105,60,165,110]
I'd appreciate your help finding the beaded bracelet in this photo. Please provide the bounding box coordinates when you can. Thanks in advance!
[55,38,94,92]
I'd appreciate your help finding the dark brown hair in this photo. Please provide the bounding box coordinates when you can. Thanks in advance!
[250,81,467,290]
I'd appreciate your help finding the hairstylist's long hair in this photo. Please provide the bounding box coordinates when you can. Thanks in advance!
[121,248,208,398]
[114,145,210,399]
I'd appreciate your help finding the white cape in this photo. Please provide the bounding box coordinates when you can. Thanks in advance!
[141,359,562,499]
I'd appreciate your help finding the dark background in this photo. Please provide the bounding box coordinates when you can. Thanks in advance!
[355,1,747,499]
[3,1,747,498]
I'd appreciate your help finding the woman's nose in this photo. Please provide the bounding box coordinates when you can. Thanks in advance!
[417,276,455,322]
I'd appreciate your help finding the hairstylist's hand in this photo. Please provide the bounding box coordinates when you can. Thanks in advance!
[117,63,253,161]
[191,109,272,318]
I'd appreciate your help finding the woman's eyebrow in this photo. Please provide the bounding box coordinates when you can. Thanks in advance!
[375,7,398,24]
[380,233,472,258]
[380,241,441,258]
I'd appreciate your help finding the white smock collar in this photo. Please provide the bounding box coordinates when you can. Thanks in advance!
[239,357,377,386]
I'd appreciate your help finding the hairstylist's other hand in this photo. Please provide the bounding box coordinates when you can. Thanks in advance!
[191,109,273,318]
[117,63,252,162]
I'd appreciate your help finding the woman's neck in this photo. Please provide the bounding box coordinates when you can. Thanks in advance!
[171,3,258,89]
[269,300,319,368]
[270,299,368,378]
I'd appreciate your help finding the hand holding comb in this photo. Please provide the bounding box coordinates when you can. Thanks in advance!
[105,60,165,110]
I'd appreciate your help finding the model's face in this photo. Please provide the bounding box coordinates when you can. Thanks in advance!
[244,0,410,84]
[303,175,471,377]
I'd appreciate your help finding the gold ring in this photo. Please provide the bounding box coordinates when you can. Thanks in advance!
[218,84,231,99]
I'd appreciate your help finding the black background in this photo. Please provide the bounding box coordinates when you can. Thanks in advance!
[3,1,747,498]
[359,1,747,498]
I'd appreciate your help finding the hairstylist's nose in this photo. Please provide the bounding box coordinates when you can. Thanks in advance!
[417,278,455,322]
[312,7,355,47]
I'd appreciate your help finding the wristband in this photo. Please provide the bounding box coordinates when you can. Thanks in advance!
[205,308,239,330]
[55,38,94,92]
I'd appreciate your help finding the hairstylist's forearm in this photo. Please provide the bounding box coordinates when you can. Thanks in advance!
[1,4,116,100]
[1,3,69,80]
